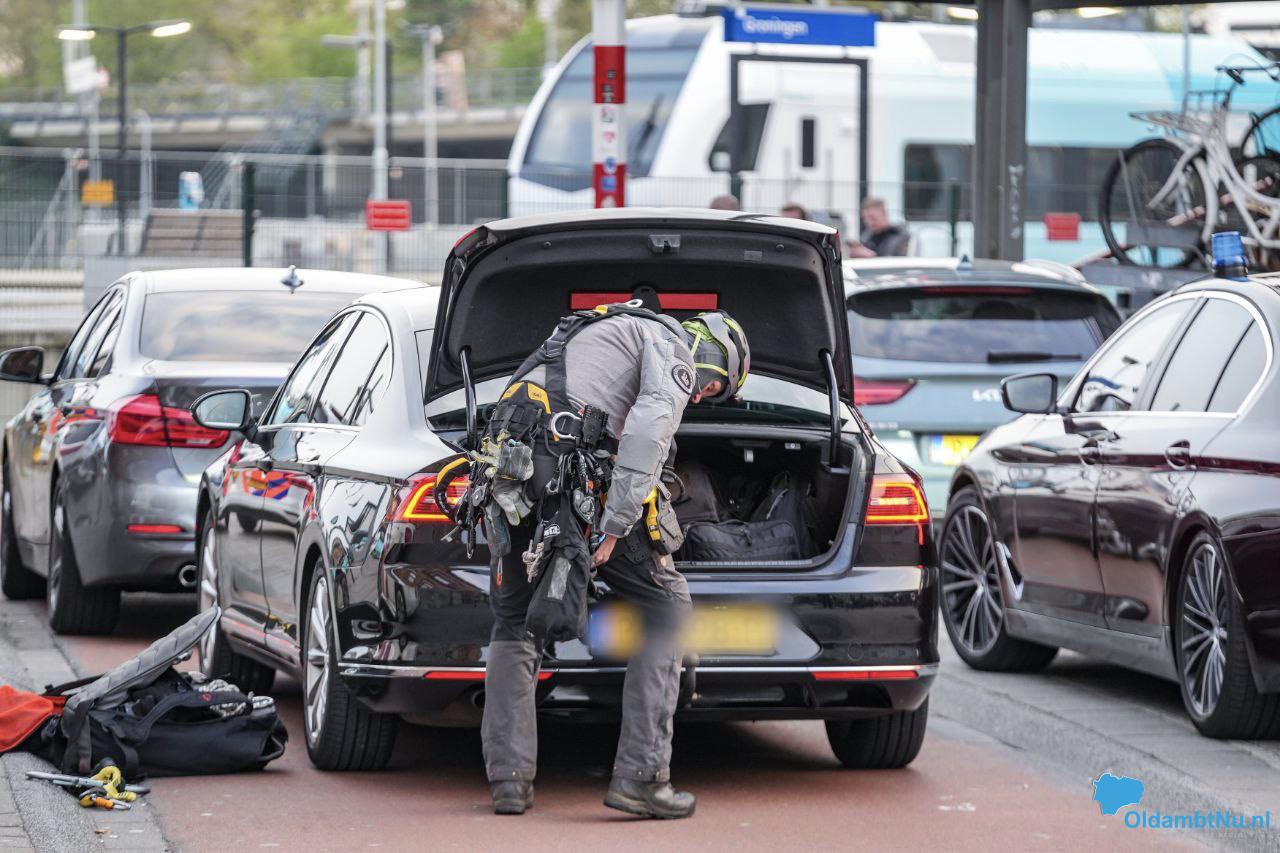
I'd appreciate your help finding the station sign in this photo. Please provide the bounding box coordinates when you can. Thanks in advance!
[81,179,114,206]
[365,199,412,231]
[721,6,876,47]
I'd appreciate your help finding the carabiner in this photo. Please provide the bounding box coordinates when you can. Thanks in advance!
[548,411,581,441]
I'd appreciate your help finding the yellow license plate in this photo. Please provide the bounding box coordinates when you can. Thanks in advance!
[589,603,777,657]
[928,434,980,466]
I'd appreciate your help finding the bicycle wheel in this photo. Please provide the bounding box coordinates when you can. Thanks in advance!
[1240,105,1280,159]
[1099,138,1208,268]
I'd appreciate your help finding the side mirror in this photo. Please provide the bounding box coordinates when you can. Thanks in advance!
[0,347,46,384]
[192,389,255,435]
[1001,372,1059,415]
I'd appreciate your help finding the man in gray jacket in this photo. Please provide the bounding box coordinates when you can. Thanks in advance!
[483,306,750,819]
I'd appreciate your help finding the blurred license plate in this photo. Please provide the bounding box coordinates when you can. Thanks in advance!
[589,603,777,657]
[928,434,980,466]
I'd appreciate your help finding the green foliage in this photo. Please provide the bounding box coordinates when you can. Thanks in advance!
[496,14,547,70]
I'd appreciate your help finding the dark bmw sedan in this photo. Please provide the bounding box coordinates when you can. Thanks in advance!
[0,267,419,635]
[191,208,939,773]
[940,273,1280,737]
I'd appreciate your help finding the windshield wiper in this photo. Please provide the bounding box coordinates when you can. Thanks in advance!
[632,95,665,168]
[987,350,1082,363]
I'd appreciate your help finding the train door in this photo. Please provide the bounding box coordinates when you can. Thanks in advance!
[728,56,868,221]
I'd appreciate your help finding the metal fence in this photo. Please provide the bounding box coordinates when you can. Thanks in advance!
[0,144,1134,272]
[0,67,544,118]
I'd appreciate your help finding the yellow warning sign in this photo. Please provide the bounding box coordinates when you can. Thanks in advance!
[81,179,114,206]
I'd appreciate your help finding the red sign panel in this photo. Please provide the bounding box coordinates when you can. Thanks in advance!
[1044,212,1081,242]
[570,292,718,311]
[365,199,412,231]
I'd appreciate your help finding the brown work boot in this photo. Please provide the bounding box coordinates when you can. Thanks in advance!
[491,780,534,815]
[604,777,696,819]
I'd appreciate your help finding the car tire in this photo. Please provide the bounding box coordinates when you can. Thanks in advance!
[302,570,396,771]
[47,480,119,635]
[939,487,1058,672]
[1175,532,1280,739]
[825,699,929,769]
[1,458,44,600]
[196,510,275,694]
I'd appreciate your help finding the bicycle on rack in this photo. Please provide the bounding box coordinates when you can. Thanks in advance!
[1099,61,1280,269]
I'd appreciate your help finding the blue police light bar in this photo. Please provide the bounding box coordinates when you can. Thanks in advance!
[721,5,876,47]
[1212,230,1250,280]
[1211,231,1245,269]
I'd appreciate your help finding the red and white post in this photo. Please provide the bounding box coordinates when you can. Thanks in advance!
[591,0,626,208]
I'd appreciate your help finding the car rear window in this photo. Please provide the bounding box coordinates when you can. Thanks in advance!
[140,291,357,362]
[848,286,1120,364]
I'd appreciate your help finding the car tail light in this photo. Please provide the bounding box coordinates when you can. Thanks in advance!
[109,395,229,449]
[127,523,184,535]
[423,669,551,681]
[853,377,914,407]
[865,474,930,526]
[812,668,919,681]
[395,473,470,524]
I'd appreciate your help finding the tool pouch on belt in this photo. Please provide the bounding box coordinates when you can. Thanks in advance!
[645,482,685,556]
[525,496,592,645]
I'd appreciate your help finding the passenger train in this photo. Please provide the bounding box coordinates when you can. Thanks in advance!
[507,10,1277,263]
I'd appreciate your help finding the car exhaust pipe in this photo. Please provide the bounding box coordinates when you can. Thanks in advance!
[177,564,198,590]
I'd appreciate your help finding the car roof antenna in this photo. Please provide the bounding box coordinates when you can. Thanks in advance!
[957,254,973,273]
[281,265,304,293]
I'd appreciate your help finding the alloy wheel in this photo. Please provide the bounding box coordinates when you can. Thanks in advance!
[197,525,219,670]
[941,505,1005,656]
[1181,542,1228,718]
[304,575,332,747]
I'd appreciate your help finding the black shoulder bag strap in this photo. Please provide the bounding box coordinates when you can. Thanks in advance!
[117,690,250,746]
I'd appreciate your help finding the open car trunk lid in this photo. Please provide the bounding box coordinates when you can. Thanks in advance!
[424,208,853,408]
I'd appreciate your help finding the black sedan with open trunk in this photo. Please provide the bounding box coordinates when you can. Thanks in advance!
[192,209,938,772]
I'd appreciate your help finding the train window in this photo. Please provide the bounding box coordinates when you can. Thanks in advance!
[1150,299,1254,413]
[903,143,971,221]
[800,118,816,169]
[523,45,700,185]
[709,103,771,173]
[902,143,1124,221]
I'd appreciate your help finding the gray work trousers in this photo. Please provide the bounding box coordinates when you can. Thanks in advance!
[482,524,691,783]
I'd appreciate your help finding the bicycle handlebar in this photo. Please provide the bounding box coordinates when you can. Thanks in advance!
[1214,62,1280,85]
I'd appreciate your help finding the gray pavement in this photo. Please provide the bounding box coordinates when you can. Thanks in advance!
[934,634,1280,850]
[0,600,169,852]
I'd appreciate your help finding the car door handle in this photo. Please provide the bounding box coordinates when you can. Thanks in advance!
[1165,441,1192,469]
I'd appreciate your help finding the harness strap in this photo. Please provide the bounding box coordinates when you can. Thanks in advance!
[511,302,679,414]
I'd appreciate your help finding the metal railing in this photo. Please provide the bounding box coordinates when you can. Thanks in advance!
[0,144,1138,276]
[0,67,543,118]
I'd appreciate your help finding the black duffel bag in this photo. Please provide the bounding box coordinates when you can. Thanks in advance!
[44,608,287,778]
[681,519,801,562]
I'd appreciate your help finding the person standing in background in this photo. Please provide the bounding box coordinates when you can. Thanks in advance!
[849,197,910,257]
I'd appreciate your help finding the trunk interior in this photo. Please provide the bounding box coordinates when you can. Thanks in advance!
[670,427,859,568]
